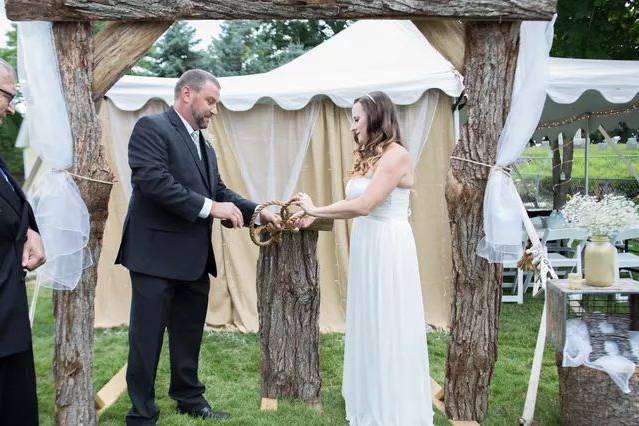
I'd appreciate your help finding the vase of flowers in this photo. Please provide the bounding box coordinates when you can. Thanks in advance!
[561,194,639,287]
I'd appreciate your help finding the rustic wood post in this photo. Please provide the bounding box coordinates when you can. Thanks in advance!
[256,230,323,410]
[630,296,639,331]
[49,20,168,423]
[444,21,519,421]
[51,22,113,425]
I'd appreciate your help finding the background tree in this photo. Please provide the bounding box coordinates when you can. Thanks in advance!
[137,21,203,77]
[553,0,639,59]
[199,19,350,76]
[0,24,22,180]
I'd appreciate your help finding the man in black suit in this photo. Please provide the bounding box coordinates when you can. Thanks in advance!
[0,58,46,425]
[116,69,280,425]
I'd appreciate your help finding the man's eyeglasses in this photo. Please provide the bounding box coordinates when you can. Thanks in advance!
[0,88,16,105]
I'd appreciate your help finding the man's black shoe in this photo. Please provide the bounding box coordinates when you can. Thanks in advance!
[177,405,230,420]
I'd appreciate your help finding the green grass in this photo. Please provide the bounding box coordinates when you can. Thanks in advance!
[31,289,559,425]
[519,145,639,179]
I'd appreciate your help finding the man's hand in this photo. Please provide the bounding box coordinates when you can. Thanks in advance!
[22,228,46,271]
[211,201,244,228]
[259,209,283,232]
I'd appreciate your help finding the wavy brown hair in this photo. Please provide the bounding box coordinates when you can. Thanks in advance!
[350,91,402,176]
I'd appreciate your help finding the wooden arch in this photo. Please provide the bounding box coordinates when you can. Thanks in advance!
[6,1,556,424]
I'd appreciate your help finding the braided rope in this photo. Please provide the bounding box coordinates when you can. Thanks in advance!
[249,198,307,247]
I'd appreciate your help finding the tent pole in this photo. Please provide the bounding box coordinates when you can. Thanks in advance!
[585,115,591,195]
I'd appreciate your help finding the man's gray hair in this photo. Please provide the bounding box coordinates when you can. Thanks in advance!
[0,58,16,80]
[174,69,220,99]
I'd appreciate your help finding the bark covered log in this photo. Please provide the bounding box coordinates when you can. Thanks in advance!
[256,231,321,405]
[6,0,557,21]
[444,21,519,421]
[52,22,114,425]
[93,21,171,102]
[556,353,639,425]
[631,295,639,331]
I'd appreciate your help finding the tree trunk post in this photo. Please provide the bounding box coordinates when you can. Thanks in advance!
[52,22,114,425]
[256,230,322,410]
[630,295,639,331]
[444,21,519,421]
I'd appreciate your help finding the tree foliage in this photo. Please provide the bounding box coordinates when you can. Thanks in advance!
[206,20,349,76]
[135,21,204,77]
[0,24,22,178]
[553,0,639,59]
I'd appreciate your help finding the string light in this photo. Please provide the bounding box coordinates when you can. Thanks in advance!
[537,101,639,129]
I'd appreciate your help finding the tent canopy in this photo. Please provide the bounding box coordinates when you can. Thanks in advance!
[535,58,639,139]
[106,20,464,112]
[547,57,639,104]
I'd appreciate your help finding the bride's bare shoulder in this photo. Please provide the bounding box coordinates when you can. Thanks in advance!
[380,144,411,166]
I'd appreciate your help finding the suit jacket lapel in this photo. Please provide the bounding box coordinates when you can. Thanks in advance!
[0,163,22,216]
[0,180,21,216]
[165,108,209,189]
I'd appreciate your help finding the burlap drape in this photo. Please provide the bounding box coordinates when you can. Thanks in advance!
[94,91,455,330]
[93,20,463,331]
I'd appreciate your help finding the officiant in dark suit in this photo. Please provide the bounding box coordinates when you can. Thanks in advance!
[116,69,280,425]
[0,58,46,425]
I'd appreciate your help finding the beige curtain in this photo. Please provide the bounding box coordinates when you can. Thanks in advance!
[95,90,455,330]
[412,19,465,72]
[95,19,464,330]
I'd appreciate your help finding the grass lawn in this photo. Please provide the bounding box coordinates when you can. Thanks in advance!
[31,289,560,425]
[519,145,639,179]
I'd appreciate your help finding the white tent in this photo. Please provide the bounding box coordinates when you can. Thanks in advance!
[106,19,463,112]
[535,57,639,139]
[22,19,639,331]
[20,19,463,331]
[532,57,639,193]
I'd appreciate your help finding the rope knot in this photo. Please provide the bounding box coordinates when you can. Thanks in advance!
[249,198,306,247]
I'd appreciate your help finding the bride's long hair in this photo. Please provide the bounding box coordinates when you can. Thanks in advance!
[350,91,402,176]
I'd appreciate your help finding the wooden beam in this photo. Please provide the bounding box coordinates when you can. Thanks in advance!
[7,0,557,22]
[93,21,171,102]
[95,364,128,416]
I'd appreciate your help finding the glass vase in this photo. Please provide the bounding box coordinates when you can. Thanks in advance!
[583,236,617,287]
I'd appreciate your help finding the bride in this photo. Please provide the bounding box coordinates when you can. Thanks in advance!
[292,91,433,425]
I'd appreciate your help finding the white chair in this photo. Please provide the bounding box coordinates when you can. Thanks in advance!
[542,227,589,278]
[613,227,639,279]
[502,229,532,304]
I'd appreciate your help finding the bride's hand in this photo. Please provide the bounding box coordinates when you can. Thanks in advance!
[292,192,316,215]
[289,210,316,229]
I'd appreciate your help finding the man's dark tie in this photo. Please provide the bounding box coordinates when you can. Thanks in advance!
[199,138,211,194]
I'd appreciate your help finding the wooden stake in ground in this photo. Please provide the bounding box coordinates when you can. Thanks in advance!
[51,22,114,425]
[256,230,322,410]
[444,21,519,421]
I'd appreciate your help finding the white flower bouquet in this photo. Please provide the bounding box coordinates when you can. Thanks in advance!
[561,194,639,238]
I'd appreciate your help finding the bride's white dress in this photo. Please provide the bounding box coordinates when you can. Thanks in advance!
[342,177,433,426]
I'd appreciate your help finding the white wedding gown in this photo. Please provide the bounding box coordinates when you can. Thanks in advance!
[342,177,433,426]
